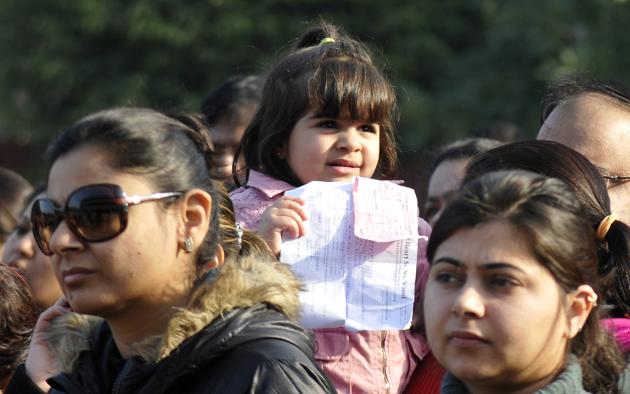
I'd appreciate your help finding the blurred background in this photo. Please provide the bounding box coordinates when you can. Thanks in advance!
[1,0,630,188]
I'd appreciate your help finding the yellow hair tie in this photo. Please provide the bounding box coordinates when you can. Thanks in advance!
[319,37,335,45]
[597,214,618,241]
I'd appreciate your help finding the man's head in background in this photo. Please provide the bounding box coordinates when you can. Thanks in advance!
[538,77,630,224]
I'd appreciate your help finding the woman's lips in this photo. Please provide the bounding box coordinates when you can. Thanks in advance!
[448,331,490,347]
[62,267,94,286]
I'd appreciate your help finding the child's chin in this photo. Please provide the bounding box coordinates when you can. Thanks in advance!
[329,176,356,182]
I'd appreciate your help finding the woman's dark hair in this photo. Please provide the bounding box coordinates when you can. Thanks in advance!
[235,21,398,186]
[0,168,33,243]
[464,140,630,317]
[0,265,37,382]
[200,75,264,127]
[428,170,625,394]
[46,108,220,272]
[429,138,504,175]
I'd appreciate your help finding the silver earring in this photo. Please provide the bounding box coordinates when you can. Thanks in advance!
[184,236,193,254]
[236,222,243,249]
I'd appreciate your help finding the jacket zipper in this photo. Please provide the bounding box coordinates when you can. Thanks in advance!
[112,361,134,394]
[380,331,391,394]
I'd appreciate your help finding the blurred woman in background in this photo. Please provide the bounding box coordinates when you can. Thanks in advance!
[3,186,63,311]
[0,168,33,255]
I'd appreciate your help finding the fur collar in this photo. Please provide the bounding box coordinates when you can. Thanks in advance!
[46,254,302,372]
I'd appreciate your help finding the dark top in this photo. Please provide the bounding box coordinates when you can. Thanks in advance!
[7,304,336,394]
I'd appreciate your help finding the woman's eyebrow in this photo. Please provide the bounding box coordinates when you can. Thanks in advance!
[432,256,462,267]
[433,258,527,274]
[479,262,526,274]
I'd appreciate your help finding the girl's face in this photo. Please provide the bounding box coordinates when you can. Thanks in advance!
[285,111,380,184]
[46,144,197,318]
[424,221,572,392]
[2,195,63,309]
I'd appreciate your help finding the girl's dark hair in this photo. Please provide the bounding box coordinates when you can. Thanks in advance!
[428,170,625,394]
[46,108,220,272]
[464,140,630,317]
[0,265,37,381]
[236,21,398,186]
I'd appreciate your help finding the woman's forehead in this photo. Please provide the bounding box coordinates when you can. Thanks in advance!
[47,146,149,202]
[433,222,542,272]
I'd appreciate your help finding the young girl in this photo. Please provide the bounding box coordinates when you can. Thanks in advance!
[424,170,629,393]
[6,108,335,393]
[231,22,430,393]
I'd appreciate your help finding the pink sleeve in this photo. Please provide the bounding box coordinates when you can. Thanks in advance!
[229,187,279,230]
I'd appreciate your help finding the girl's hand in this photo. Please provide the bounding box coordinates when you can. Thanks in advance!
[25,297,72,392]
[257,196,308,256]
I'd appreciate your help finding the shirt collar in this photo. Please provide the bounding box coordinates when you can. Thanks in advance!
[247,170,295,198]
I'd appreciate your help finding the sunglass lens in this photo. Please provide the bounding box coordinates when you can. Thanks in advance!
[31,199,61,256]
[67,185,128,242]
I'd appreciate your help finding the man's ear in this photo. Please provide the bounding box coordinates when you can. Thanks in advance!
[566,284,597,338]
[178,189,212,254]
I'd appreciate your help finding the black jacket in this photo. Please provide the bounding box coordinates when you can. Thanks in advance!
[8,255,336,394]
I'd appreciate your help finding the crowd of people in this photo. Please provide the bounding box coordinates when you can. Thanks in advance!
[1,20,630,394]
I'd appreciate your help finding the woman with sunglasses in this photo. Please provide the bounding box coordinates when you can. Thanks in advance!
[6,108,335,394]
[424,170,629,393]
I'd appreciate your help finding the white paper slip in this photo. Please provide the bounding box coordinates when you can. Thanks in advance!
[282,177,419,331]
[352,177,420,242]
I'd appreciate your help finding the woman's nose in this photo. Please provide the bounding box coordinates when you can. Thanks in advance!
[451,284,486,318]
[48,220,84,255]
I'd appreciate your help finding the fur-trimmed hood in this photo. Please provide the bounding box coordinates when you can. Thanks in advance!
[46,253,303,373]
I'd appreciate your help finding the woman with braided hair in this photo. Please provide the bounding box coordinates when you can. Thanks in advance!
[0,264,38,392]
[425,170,629,393]
[6,108,335,394]
[464,140,630,353]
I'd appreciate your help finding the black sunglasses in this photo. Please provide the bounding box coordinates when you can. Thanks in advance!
[31,183,183,256]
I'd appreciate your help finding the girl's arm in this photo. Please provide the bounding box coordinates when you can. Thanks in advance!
[256,196,307,256]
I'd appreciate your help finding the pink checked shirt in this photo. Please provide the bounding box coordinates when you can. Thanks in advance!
[230,171,431,394]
